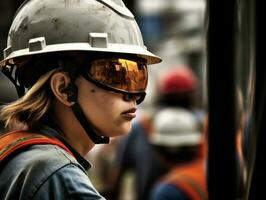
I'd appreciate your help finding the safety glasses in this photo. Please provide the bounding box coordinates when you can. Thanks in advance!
[81,58,148,95]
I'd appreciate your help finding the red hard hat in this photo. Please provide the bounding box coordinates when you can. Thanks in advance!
[158,66,198,94]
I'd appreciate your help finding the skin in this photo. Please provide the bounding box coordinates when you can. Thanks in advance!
[50,72,138,156]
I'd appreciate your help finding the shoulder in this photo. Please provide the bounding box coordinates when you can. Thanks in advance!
[0,144,93,199]
[150,183,190,200]
[19,144,81,173]
[33,163,105,199]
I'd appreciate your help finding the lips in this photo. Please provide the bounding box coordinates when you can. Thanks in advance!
[122,108,137,114]
[121,108,137,119]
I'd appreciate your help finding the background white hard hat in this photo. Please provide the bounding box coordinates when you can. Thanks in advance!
[149,107,201,147]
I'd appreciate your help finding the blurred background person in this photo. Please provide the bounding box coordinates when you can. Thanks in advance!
[155,66,206,129]
[148,108,207,200]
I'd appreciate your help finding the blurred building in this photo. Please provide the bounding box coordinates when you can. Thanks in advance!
[134,0,207,110]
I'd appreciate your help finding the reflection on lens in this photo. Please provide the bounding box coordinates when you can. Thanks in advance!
[89,59,148,93]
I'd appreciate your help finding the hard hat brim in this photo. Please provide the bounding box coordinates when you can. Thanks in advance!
[0,43,162,69]
[149,132,201,147]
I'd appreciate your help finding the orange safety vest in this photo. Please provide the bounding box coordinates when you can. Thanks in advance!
[162,158,208,200]
[0,130,73,163]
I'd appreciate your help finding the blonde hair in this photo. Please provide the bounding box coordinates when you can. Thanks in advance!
[0,69,59,130]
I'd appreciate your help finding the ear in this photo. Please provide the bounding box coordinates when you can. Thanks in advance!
[50,72,74,106]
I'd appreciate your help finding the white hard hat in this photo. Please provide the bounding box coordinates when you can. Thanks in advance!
[149,108,201,147]
[0,0,161,69]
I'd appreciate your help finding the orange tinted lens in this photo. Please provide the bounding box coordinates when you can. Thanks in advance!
[89,59,148,92]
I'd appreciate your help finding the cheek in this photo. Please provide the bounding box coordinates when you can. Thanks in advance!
[86,92,132,136]
[76,78,133,136]
[84,93,113,117]
[81,90,119,123]
[96,96,121,124]
[91,93,117,116]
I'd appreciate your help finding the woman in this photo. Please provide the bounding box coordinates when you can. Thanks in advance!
[0,0,161,199]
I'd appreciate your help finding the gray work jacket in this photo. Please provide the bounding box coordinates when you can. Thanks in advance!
[0,125,105,200]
